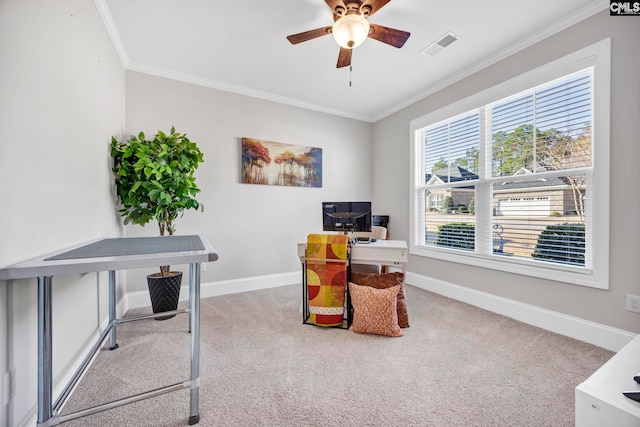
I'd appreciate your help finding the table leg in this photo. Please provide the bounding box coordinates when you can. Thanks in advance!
[108,270,119,350]
[188,262,201,425]
[37,276,53,425]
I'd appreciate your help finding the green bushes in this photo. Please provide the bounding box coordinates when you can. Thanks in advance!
[436,222,475,250]
[443,196,454,213]
[433,221,586,266]
[532,223,585,266]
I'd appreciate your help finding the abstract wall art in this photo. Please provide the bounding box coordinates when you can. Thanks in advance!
[241,137,322,187]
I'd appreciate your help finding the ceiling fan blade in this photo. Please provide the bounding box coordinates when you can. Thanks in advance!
[361,0,391,17]
[337,47,352,68]
[368,24,410,48]
[287,26,333,45]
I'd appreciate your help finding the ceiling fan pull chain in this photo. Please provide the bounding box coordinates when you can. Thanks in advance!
[350,65,353,87]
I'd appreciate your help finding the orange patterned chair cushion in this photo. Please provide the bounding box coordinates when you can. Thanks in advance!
[305,234,349,326]
[348,282,403,337]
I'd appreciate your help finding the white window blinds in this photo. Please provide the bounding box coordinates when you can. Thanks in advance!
[419,69,593,267]
[489,70,592,267]
[424,112,480,183]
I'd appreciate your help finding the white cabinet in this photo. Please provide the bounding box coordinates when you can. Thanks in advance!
[575,335,640,426]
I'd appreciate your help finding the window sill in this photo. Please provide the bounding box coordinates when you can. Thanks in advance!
[410,244,607,290]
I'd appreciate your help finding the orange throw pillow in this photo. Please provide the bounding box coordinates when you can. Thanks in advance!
[349,282,403,337]
[350,272,409,328]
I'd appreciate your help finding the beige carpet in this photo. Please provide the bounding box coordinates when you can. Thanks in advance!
[62,284,613,426]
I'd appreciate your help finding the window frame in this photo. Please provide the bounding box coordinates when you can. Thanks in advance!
[409,39,611,289]
[428,194,444,209]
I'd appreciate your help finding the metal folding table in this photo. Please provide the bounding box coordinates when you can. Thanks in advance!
[0,235,218,426]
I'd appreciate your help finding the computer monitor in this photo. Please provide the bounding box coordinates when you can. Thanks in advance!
[322,201,372,233]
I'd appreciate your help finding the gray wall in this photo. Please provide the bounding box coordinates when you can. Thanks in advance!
[121,72,373,292]
[0,0,125,424]
[1,4,638,426]
[373,10,640,334]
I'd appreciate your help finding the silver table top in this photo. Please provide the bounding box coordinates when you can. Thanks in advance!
[0,235,218,280]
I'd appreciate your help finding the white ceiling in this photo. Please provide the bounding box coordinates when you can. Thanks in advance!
[99,0,606,122]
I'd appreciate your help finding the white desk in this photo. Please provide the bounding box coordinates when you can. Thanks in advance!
[0,235,218,426]
[575,335,640,426]
[297,239,408,273]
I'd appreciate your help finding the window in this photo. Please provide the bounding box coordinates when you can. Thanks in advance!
[410,39,610,289]
[428,194,444,209]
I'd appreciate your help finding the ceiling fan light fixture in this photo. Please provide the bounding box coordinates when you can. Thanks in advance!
[332,14,370,49]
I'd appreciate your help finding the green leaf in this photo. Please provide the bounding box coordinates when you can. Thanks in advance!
[129,181,141,193]
[160,192,172,204]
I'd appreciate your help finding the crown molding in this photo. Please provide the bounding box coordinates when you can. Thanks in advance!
[126,61,372,122]
[96,0,369,120]
[94,0,607,124]
[93,0,129,68]
[373,0,609,122]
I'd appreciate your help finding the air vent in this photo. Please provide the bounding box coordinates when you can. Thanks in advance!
[420,32,459,56]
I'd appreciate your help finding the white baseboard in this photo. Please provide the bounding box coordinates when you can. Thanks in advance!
[125,271,300,311]
[405,271,636,352]
[121,269,636,352]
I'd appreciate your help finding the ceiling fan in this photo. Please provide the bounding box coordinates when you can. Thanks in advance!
[286,0,410,68]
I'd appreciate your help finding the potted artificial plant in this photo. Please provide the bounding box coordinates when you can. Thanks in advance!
[111,127,204,319]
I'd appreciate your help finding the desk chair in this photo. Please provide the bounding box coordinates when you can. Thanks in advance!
[373,215,390,237]
[351,226,388,273]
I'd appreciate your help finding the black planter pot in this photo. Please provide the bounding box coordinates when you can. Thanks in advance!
[147,271,182,320]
